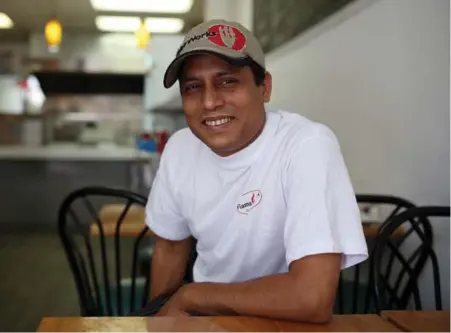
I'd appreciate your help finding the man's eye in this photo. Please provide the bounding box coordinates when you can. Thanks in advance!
[219,78,238,86]
[184,84,201,92]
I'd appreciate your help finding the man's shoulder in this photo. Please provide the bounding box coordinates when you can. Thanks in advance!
[158,127,203,177]
[163,127,199,157]
[272,110,339,149]
[168,127,197,145]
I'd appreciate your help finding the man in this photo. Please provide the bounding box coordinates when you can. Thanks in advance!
[145,19,368,322]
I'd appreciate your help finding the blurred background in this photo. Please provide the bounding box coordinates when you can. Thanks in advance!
[0,0,448,331]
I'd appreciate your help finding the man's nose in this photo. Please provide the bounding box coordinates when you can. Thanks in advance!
[202,85,225,110]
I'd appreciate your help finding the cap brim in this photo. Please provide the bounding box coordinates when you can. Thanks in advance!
[163,47,250,88]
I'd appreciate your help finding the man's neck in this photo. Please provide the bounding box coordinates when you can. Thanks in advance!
[215,112,267,157]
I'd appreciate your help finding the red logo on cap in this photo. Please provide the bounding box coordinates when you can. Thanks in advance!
[207,24,246,51]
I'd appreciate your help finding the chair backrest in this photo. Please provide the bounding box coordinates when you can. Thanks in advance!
[372,206,450,313]
[57,186,152,316]
[335,194,417,314]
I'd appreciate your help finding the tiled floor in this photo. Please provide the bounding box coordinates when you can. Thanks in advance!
[0,230,152,332]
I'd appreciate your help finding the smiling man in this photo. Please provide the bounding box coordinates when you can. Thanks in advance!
[145,19,368,322]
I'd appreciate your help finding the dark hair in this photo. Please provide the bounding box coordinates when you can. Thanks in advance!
[247,59,266,86]
[212,55,266,86]
[177,52,267,87]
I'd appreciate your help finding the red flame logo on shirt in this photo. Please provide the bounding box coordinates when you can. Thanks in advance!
[237,190,262,215]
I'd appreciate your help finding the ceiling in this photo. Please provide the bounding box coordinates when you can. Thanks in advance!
[0,0,204,42]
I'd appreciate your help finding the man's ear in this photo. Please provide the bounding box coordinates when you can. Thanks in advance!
[261,71,272,103]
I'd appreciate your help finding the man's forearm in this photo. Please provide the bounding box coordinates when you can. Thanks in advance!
[149,237,191,300]
[182,272,335,323]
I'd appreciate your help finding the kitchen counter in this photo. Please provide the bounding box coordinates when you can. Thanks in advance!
[0,143,159,230]
[0,143,158,161]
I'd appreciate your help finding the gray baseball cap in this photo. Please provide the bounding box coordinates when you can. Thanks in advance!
[163,19,266,88]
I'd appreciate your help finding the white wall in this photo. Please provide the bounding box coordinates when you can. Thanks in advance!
[143,34,184,111]
[142,34,185,131]
[204,0,253,30]
[266,0,449,309]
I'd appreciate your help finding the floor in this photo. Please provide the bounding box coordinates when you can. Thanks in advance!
[0,232,79,332]
[0,231,146,332]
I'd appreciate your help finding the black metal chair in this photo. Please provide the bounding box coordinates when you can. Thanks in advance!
[58,186,155,316]
[335,194,418,314]
[372,206,449,313]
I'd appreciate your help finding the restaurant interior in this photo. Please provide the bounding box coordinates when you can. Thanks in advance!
[0,0,449,332]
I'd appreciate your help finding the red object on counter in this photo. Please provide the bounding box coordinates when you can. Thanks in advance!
[140,132,151,140]
[157,130,169,153]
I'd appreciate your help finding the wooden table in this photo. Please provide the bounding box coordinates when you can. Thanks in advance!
[37,315,401,332]
[381,310,450,332]
[98,204,145,221]
[90,222,154,237]
[362,222,405,238]
[90,204,154,237]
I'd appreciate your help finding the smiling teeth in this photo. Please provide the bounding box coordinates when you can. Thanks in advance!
[205,118,232,127]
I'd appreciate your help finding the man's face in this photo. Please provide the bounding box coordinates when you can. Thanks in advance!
[179,54,272,157]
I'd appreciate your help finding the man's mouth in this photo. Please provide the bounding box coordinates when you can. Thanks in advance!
[203,116,235,129]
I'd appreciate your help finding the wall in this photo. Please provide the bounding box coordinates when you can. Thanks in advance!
[266,0,449,309]
[142,34,185,131]
[143,34,185,111]
[204,0,253,29]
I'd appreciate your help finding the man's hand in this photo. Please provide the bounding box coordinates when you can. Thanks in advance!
[156,287,190,317]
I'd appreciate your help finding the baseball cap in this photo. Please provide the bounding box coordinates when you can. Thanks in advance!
[163,19,265,88]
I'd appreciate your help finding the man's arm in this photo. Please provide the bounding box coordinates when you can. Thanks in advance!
[169,253,342,323]
[149,236,192,300]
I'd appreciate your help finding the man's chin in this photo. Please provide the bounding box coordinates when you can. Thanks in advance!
[206,141,240,157]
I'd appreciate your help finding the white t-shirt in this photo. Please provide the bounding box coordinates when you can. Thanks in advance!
[146,109,368,283]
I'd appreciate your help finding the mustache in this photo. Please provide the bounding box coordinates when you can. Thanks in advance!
[200,109,236,121]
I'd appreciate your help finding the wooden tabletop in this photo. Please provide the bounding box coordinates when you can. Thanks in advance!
[98,204,145,221]
[90,204,153,237]
[37,315,401,332]
[381,310,450,332]
[362,222,405,238]
[90,223,154,237]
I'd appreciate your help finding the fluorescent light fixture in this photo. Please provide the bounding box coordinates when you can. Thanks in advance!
[0,13,13,29]
[96,16,140,32]
[96,16,184,33]
[90,0,193,13]
[145,17,184,33]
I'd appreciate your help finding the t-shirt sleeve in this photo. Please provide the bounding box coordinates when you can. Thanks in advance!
[284,128,368,270]
[145,147,191,241]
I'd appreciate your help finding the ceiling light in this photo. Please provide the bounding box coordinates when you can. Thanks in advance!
[145,18,184,33]
[90,0,193,13]
[0,13,13,29]
[95,16,184,33]
[45,18,63,53]
[96,16,140,32]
